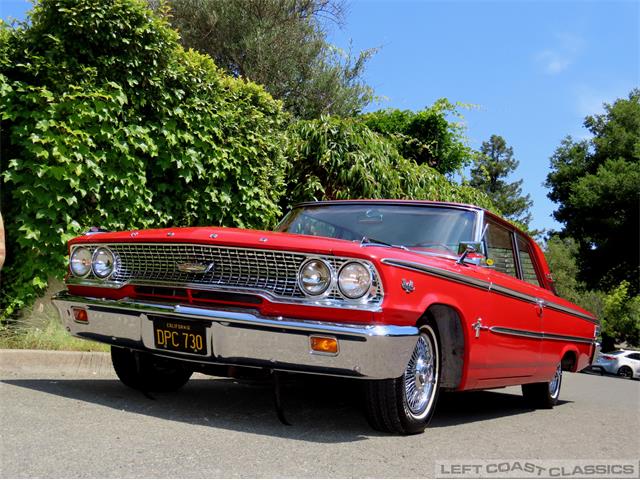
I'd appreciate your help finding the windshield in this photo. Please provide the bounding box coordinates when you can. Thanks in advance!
[276,204,478,255]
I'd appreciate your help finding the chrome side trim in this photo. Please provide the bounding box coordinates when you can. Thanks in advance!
[489,283,538,304]
[381,259,490,291]
[381,258,598,324]
[489,326,595,345]
[544,301,598,324]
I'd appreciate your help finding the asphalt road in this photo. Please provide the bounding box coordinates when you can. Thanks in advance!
[1,366,638,478]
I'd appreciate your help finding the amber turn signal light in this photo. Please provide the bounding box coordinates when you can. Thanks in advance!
[309,336,338,355]
[72,307,88,323]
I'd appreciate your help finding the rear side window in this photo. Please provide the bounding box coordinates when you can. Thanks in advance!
[517,235,542,287]
[627,353,640,361]
[485,223,517,277]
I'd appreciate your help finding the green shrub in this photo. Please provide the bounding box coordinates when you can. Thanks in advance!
[284,116,494,209]
[361,100,473,175]
[0,0,287,319]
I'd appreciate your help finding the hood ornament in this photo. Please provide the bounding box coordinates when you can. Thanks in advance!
[176,262,214,274]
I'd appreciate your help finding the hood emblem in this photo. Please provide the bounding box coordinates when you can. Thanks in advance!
[176,262,214,274]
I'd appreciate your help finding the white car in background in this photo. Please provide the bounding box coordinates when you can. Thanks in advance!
[593,350,640,379]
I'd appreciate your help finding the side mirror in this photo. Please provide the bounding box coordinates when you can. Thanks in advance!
[457,241,484,265]
[457,241,482,255]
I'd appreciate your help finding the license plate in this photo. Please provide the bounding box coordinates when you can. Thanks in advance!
[153,317,207,355]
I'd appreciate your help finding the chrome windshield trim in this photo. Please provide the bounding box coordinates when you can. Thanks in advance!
[293,200,483,212]
[489,326,595,345]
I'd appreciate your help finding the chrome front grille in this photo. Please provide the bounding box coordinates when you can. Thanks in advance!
[110,243,306,297]
[70,243,383,306]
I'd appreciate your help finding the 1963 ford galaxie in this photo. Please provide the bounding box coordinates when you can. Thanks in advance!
[53,200,598,434]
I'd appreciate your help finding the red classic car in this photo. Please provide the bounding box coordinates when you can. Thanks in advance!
[53,200,598,434]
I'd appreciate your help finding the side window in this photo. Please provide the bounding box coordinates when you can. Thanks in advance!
[627,353,640,361]
[485,223,517,277]
[517,235,543,287]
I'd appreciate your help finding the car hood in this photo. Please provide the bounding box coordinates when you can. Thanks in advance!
[69,226,463,268]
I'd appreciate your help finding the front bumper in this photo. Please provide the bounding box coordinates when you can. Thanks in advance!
[52,291,418,379]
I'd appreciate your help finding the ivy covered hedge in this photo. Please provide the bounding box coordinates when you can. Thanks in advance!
[0,0,287,318]
[0,0,494,320]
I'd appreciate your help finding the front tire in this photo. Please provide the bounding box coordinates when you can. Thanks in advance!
[365,325,440,434]
[522,362,562,409]
[111,347,193,392]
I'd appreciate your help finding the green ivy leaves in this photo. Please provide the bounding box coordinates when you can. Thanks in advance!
[0,1,286,319]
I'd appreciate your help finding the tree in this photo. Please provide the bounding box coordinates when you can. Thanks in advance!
[469,134,533,226]
[544,234,639,350]
[360,100,473,175]
[164,0,376,119]
[545,89,640,295]
[283,116,495,210]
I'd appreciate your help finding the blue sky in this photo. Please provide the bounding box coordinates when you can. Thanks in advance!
[2,0,638,234]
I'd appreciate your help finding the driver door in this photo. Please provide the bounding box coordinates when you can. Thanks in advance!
[476,221,542,386]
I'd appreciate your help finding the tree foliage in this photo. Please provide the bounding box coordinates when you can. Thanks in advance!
[469,134,533,227]
[545,89,640,295]
[545,234,639,349]
[360,100,473,175]
[0,0,497,321]
[165,0,375,119]
[284,116,495,209]
[0,0,288,318]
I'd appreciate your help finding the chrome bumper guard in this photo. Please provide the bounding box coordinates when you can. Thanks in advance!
[52,291,418,379]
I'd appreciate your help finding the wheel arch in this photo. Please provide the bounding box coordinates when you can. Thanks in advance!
[560,346,579,372]
[418,303,466,390]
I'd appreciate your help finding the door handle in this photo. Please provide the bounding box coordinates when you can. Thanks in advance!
[472,318,490,338]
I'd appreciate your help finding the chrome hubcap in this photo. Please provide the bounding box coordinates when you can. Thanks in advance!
[404,335,436,415]
[549,363,562,397]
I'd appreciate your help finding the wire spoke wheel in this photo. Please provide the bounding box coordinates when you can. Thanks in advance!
[548,362,562,398]
[364,324,441,434]
[403,331,438,417]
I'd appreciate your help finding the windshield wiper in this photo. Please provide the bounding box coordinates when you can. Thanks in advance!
[360,236,409,251]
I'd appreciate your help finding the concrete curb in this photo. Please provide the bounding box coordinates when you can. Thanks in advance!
[0,349,115,377]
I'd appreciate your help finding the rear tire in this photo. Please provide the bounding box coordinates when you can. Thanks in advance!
[522,362,562,409]
[111,346,193,392]
[365,325,440,434]
[617,366,633,379]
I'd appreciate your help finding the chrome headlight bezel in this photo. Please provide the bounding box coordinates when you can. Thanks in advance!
[338,261,373,299]
[298,258,334,297]
[69,246,92,277]
[91,246,115,279]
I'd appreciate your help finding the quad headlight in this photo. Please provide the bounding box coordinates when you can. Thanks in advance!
[70,247,92,277]
[338,262,372,299]
[92,247,115,278]
[298,259,332,296]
